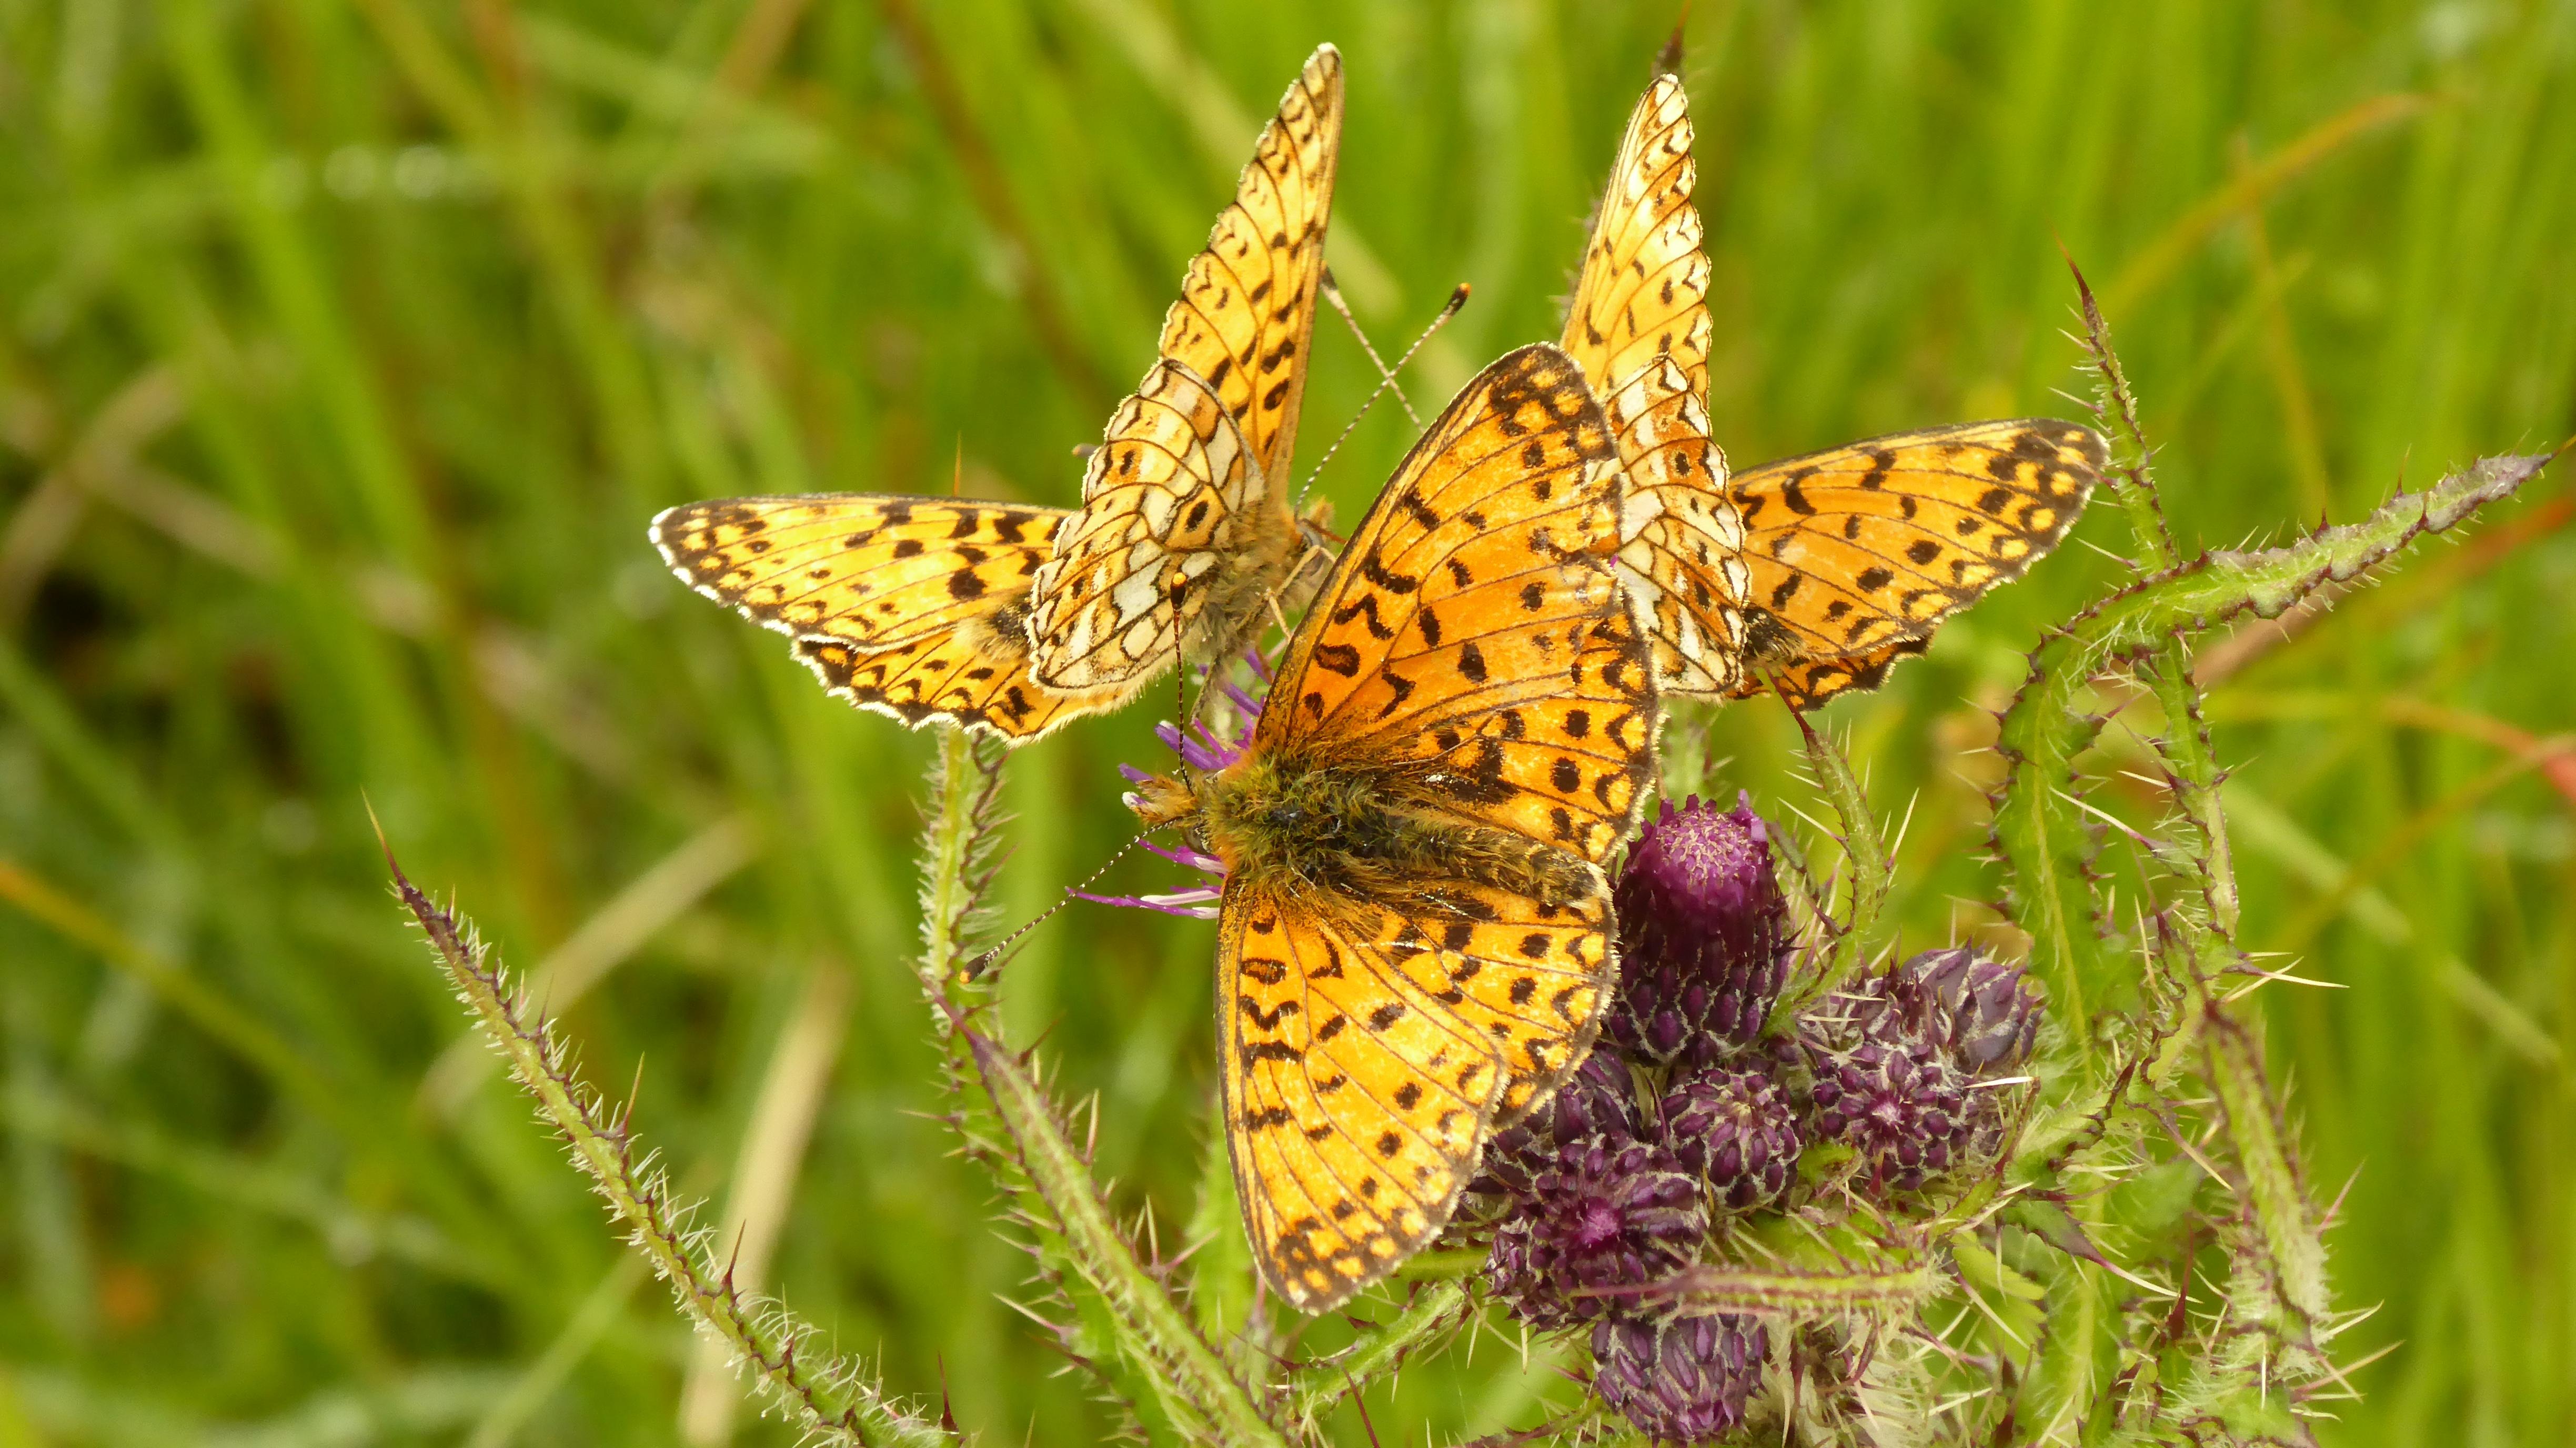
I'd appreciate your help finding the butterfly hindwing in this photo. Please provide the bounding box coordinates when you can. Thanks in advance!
[651,496,1134,741]
[1027,361,1267,690]
[1222,890,1498,1309]
[1214,344,1655,1311]
[1728,420,2107,707]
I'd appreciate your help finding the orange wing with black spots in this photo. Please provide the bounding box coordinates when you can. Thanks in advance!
[650,496,1136,742]
[1727,420,2106,707]
[1157,44,1342,495]
[1559,74,1750,697]
[1213,344,1658,1311]
[1024,46,1341,694]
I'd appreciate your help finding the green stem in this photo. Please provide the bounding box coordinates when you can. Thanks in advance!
[913,730,1285,1447]
[1795,711,1890,987]
[1286,1280,1470,1432]
[386,843,950,1448]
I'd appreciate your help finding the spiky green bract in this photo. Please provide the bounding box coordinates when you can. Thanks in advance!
[912,729,1285,1448]
[385,847,951,1448]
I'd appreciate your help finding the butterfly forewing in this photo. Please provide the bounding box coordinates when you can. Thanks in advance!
[1727,420,2106,707]
[1561,75,1711,396]
[1217,344,1656,1311]
[1558,75,1748,697]
[651,496,1135,741]
[1157,45,1343,493]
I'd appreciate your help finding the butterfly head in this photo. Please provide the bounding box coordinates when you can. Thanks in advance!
[1124,772,1201,832]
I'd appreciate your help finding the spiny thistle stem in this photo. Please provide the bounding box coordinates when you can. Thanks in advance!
[1285,1280,1471,1432]
[908,728,1286,1448]
[381,836,951,1448]
[1789,711,1891,994]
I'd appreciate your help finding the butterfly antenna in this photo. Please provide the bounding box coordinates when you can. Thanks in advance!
[964,831,1155,980]
[1296,282,1471,506]
[1654,4,1691,78]
[1320,267,1423,429]
[951,436,964,496]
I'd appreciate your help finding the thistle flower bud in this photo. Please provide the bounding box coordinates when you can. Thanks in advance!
[1805,1035,1972,1192]
[1589,1312,1767,1443]
[1486,1136,1704,1329]
[1903,946,2043,1072]
[1658,1063,1802,1211]
[1476,1048,1638,1199]
[1607,795,1793,1063]
[1799,948,2043,1191]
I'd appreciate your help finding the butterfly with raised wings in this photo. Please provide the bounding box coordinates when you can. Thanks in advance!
[1561,69,2108,708]
[651,45,1345,741]
[1126,344,1658,1311]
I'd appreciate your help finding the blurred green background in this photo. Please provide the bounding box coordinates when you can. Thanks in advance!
[2,0,2570,1442]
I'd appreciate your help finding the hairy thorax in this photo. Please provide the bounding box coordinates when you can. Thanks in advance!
[1135,742,1594,912]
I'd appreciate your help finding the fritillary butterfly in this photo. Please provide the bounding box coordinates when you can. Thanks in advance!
[1127,344,1658,1311]
[1562,71,2107,708]
[651,46,1344,742]
[1027,45,1344,691]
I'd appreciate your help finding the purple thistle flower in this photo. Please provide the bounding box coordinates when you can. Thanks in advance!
[1486,1135,1704,1330]
[1805,1033,1972,1193]
[1798,947,2045,1192]
[1476,1048,1639,1198]
[1589,1312,1768,1443]
[1658,1063,1802,1212]
[1088,663,1267,919]
[1607,795,1794,1064]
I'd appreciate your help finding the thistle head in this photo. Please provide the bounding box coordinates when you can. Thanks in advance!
[1589,1312,1769,1443]
[1800,947,2044,1194]
[1607,795,1793,1063]
[1657,1062,1802,1212]
[1485,1134,1704,1329]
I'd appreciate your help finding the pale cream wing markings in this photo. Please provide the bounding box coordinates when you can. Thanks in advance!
[1027,360,1258,689]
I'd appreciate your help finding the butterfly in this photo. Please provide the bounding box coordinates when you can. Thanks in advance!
[1561,72,2106,709]
[1025,45,1343,693]
[1125,344,1658,1311]
[650,46,1345,743]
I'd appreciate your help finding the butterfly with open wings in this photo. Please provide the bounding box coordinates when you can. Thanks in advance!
[652,46,1346,741]
[1126,344,1658,1311]
[1560,69,2108,709]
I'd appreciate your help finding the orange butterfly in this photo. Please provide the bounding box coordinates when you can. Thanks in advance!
[1562,72,2106,708]
[1029,43,1343,692]
[1126,344,1657,1311]
[652,47,1345,742]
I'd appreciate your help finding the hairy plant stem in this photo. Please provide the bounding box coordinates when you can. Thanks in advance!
[913,728,1286,1448]
[385,839,949,1448]
[1285,1280,1471,1433]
